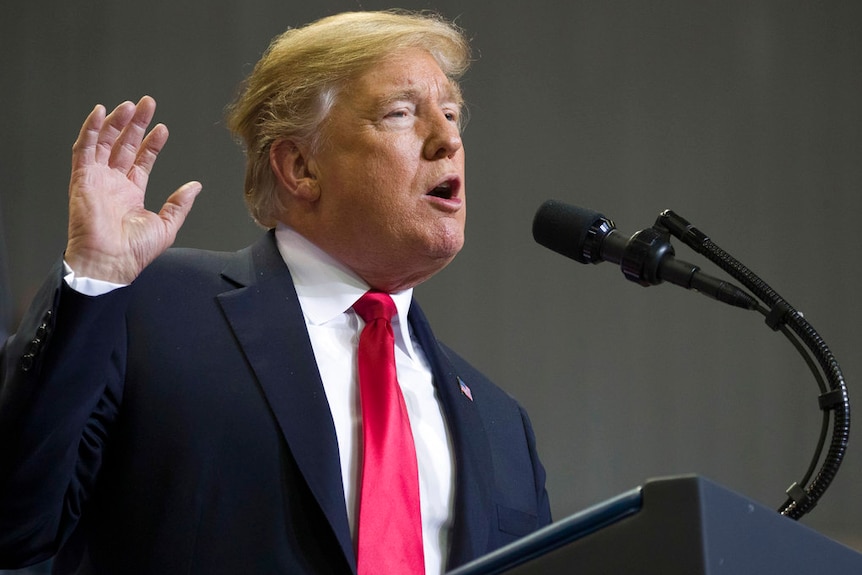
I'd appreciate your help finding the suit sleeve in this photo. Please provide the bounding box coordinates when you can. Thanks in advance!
[0,261,129,566]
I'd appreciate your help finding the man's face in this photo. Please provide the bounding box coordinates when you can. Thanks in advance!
[302,48,466,291]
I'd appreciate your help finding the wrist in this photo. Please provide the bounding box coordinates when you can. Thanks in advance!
[64,246,135,285]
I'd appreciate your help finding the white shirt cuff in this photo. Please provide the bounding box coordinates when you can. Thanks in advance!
[63,261,128,296]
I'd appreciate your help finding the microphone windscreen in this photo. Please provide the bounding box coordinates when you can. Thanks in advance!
[532,200,606,264]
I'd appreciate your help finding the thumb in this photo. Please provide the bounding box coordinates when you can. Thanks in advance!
[159,181,202,239]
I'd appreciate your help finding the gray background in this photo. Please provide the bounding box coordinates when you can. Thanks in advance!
[2,0,861,566]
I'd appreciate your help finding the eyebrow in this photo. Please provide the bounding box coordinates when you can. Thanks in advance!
[378,82,464,109]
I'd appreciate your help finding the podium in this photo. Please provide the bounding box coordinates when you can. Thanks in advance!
[448,475,862,574]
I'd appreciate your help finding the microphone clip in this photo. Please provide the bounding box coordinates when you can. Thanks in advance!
[620,225,676,287]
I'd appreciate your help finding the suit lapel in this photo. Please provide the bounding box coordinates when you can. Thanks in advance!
[212,233,493,572]
[216,232,356,573]
[408,301,496,569]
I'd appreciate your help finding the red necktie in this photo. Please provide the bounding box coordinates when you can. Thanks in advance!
[353,291,425,575]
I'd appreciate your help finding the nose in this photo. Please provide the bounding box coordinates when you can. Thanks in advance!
[423,110,462,161]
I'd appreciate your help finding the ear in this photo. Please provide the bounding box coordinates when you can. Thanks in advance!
[269,138,320,202]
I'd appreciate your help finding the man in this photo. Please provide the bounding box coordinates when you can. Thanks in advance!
[0,11,551,574]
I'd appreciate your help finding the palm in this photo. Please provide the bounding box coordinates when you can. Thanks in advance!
[65,97,200,284]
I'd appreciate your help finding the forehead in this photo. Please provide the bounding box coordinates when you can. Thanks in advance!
[346,48,463,106]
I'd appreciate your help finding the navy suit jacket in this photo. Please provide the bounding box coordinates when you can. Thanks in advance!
[0,231,551,574]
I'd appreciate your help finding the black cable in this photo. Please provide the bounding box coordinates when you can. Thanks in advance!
[700,239,849,519]
[658,210,850,519]
[775,323,832,498]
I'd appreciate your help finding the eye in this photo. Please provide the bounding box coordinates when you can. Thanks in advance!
[443,106,462,125]
[383,103,416,121]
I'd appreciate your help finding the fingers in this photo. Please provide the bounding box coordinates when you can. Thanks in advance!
[93,100,137,165]
[73,97,161,174]
[127,123,169,190]
[107,96,159,172]
[71,103,107,172]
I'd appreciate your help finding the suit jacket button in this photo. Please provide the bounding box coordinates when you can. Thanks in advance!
[21,353,35,372]
[37,310,53,337]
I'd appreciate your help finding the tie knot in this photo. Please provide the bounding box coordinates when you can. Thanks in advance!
[353,291,396,323]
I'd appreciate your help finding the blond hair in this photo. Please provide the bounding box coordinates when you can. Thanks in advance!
[225,10,471,228]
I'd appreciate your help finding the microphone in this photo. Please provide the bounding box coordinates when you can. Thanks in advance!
[532,199,758,310]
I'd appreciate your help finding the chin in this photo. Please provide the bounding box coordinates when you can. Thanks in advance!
[428,229,465,261]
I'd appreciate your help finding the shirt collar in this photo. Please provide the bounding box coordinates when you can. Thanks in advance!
[274,223,419,360]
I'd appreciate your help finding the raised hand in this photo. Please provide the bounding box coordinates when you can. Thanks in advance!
[64,96,201,284]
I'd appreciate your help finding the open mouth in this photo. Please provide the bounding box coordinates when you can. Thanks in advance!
[426,179,459,200]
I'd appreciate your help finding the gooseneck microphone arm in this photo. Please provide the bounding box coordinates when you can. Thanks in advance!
[656,210,850,520]
[533,200,849,519]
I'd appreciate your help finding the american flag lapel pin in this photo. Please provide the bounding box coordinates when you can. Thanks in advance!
[458,377,473,402]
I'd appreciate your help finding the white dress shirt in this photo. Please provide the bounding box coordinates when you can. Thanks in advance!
[276,224,456,574]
